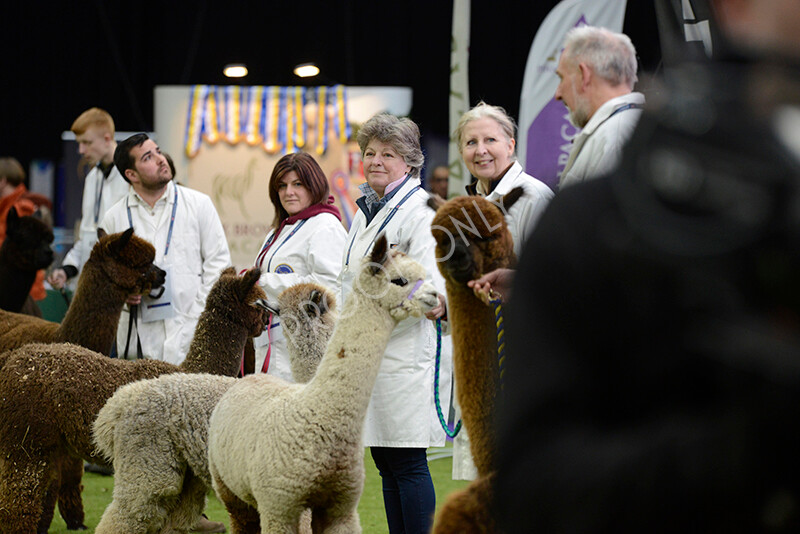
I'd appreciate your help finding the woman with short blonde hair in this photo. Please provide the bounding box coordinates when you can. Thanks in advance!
[457,101,555,255]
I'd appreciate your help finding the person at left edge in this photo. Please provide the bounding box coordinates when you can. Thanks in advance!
[99,133,231,365]
[251,152,346,381]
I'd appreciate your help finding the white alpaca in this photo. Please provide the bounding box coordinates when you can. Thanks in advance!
[207,235,439,533]
[270,283,338,383]
[92,283,336,534]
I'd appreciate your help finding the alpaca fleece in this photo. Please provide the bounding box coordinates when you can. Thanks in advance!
[92,282,335,533]
[275,282,337,383]
[208,235,439,533]
[94,373,237,533]
[0,267,268,534]
[429,190,521,533]
[0,228,163,357]
[0,227,162,531]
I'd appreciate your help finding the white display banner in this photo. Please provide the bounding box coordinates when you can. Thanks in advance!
[448,0,471,197]
[518,0,627,189]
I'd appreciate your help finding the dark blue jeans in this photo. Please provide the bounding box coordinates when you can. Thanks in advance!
[370,447,436,534]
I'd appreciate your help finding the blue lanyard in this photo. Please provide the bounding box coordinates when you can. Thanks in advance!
[126,186,179,257]
[94,167,105,224]
[345,185,420,265]
[257,219,308,271]
[607,102,642,120]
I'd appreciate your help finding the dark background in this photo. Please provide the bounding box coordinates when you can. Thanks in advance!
[0,1,661,178]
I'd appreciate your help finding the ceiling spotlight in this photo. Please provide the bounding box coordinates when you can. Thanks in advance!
[294,63,320,78]
[223,63,248,78]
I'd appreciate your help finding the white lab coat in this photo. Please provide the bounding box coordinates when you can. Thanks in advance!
[62,164,129,287]
[252,211,347,381]
[339,177,452,448]
[559,92,645,190]
[470,161,554,257]
[100,180,231,365]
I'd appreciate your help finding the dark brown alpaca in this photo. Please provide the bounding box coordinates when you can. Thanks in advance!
[0,267,269,534]
[0,227,165,356]
[0,227,164,531]
[429,189,522,533]
[0,207,54,313]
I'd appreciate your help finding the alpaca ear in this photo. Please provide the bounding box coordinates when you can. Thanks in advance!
[308,288,329,316]
[97,227,107,240]
[239,267,262,297]
[220,266,237,278]
[395,240,412,255]
[501,186,525,212]
[369,234,389,275]
[309,289,321,305]
[6,206,19,228]
[108,228,134,256]
[426,195,445,212]
[303,301,320,318]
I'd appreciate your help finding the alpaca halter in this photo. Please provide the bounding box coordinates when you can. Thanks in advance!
[433,293,506,439]
[391,278,425,311]
[407,279,424,300]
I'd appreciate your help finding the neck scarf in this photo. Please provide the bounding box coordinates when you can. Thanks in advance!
[262,195,341,257]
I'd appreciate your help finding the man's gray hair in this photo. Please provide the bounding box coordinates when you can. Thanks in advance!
[454,101,517,161]
[562,25,638,89]
[357,113,424,178]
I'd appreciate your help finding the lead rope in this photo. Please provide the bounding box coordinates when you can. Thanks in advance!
[492,291,506,391]
[433,290,506,438]
[434,318,461,438]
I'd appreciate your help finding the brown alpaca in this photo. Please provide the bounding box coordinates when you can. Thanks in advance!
[429,189,523,533]
[0,267,269,534]
[0,227,163,530]
[0,227,165,356]
[433,473,496,534]
[0,207,54,314]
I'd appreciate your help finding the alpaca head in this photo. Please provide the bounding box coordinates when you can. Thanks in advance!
[266,282,338,382]
[201,266,269,337]
[2,207,54,270]
[93,228,166,294]
[430,188,522,285]
[353,234,439,322]
[267,282,337,344]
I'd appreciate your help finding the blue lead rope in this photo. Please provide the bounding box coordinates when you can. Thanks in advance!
[434,318,462,438]
[433,294,506,438]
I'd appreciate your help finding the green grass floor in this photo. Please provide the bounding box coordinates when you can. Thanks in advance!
[47,445,469,533]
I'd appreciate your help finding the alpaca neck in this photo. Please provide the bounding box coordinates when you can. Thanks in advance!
[447,280,499,476]
[286,323,334,384]
[447,283,497,403]
[302,290,396,427]
[55,261,129,355]
[179,311,248,377]
[0,249,36,312]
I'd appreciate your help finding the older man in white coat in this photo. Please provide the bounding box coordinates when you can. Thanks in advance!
[555,25,645,190]
[100,133,231,366]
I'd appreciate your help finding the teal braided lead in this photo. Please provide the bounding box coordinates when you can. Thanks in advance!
[491,297,506,391]
[434,318,462,438]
